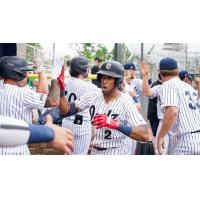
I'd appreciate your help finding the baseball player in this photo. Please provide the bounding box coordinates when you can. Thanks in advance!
[156,57,200,155]
[58,61,149,155]
[0,56,49,155]
[0,115,74,154]
[140,62,171,154]
[58,56,98,155]
[123,63,152,105]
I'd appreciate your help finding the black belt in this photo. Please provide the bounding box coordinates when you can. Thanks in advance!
[93,146,117,151]
[191,130,200,134]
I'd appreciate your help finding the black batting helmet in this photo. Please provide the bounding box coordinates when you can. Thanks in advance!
[0,56,32,81]
[69,56,89,77]
[97,61,124,86]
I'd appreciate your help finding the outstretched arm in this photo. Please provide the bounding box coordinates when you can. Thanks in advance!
[34,57,49,94]
[0,115,74,154]
[140,62,154,97]
[57,66,81,116]
[92,114,149,141]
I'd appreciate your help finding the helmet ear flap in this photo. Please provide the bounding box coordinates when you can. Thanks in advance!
[97,74,102,84]
[115,78,123,86]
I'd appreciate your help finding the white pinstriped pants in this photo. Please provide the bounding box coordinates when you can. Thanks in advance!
[62,119,92,155]
[170,132,200,155]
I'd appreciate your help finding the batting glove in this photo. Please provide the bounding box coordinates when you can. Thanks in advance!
[57,65,65,93]
[92,114,120,129]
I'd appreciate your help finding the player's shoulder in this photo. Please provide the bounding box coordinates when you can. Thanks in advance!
[162,77,180,87]
[120,92,135,104]
[152,84,161,91]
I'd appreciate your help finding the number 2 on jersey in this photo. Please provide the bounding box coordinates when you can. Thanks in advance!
[104,130,112,139]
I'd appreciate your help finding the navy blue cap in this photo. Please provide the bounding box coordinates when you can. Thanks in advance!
[179,70,189,80]
[159,57,178,70]
[123,63,136,70]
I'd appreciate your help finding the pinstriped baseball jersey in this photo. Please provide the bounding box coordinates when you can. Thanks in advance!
[150,85,162,119]
[76,91,147,154]
[0,84,47,155]
[62,77,98,154]
[150,84,177,154]
[160,77,200,136]
[129,78,143,103]
[63,77,99,122]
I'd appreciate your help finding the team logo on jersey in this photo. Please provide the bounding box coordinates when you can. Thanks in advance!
[106,63,112,70]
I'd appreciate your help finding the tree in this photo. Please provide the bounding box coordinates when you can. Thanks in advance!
[74,43,114,64]
[110,43,133,64]
[27,43,42,49]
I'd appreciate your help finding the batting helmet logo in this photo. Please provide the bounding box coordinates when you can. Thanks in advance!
[105,62,112,70]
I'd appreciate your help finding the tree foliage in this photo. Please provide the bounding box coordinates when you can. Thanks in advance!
[74,43,114,63]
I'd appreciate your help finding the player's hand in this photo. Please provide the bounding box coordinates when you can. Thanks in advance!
[92,114,120,129]
[57,65,65,92]
[156,135,165,155]
[140,62,149,76]
[129,90,136,97]
[45,115,74,154]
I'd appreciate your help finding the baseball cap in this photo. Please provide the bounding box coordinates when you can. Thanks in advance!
[159,57,178,70]
[123,63,136,70]
[178,70,189,80]
[95,57,102,62]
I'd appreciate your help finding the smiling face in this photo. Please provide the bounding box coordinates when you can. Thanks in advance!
[100,74,116,94]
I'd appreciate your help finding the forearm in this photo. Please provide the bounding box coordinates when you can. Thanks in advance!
[0,122,54,146]
[142,74,153,96]
[36,71,49,94]
[129,125,149,141]
[59,96,70,115]
[113,122,149,141]
[158,107,178,138]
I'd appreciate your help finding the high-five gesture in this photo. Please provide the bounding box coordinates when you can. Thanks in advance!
[140,61,150,76]
[57,65,65,92]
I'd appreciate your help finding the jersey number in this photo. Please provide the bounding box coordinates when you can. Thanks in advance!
[68,93,77,103]
[185,91,200,110]
[104,130,112,140]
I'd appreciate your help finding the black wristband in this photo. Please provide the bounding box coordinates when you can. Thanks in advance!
[60,91,65,97]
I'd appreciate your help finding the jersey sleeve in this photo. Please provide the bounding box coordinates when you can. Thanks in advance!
[0,116,30,147]
[124,96,147,127]
[23,87,47,110]
[75,91,95,111]
[150,85,160,99]
[160,82,179,111]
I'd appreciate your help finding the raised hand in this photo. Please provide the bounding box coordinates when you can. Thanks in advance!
[57,65,65,92]
[140,61,149,76]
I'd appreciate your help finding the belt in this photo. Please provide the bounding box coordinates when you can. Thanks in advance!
[93,146,117,151]
[191,130,200,134]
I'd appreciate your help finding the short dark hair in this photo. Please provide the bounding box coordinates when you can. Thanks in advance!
[159,69,179,77]
[95,57,102,62]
